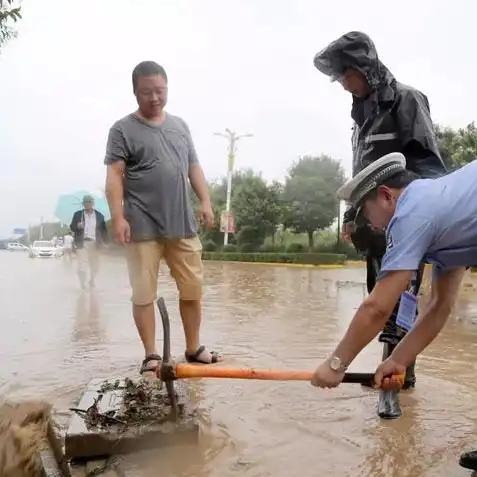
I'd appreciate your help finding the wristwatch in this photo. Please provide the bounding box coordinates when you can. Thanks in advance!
[328,355,349,373]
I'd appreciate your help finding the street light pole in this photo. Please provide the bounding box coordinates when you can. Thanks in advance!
[336,200,341,245]
[214,129,253,246]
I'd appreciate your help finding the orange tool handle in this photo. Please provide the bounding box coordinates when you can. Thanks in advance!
[174,364,404,387]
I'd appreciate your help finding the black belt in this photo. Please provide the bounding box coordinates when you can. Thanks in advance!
[84,238,95,242]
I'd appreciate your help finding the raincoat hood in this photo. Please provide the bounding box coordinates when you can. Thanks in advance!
[314,33,446,263]
[313,31,395,97]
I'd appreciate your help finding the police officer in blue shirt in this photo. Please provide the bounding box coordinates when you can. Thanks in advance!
[314,32,447,417]
[310,152,477,471]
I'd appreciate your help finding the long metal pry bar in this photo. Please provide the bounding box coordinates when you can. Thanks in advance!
[157,297,178,418]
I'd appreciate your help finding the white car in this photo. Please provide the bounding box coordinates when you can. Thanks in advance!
[7,242,27,251]
[29,240,60,258]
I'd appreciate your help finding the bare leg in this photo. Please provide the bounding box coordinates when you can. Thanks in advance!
[180,299,222,363]
[127,241,162,373]
[179,299,201,354]
[133,303,159,365]
[166,237,222,364]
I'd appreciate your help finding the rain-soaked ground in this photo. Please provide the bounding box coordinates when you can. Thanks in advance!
[1,251,477,477]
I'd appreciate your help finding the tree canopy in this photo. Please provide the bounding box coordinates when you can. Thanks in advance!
[186,156,346,252]
[0,0,21,50]
[283,155,345,249]
[436,122,477,170]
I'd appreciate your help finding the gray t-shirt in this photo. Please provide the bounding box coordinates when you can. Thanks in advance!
[104,113,198,241]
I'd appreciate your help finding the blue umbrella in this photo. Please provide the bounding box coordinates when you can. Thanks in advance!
[54,190,111,225]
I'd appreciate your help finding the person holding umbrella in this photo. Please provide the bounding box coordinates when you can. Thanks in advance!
[70,194,108,289]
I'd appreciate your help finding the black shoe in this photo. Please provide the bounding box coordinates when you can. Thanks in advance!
[378,320,406,345]
[459,450,477,470]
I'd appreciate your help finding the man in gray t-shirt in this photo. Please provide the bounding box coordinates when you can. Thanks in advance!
[105,61,222,374]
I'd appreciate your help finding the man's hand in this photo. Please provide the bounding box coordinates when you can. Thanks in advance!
[373,358,407,391]
[341,222,355,242]
[198,201,214,230]
[310,360,345,389]
[189,163,214,230]
[77,221,84,230]
[112,216,131,244]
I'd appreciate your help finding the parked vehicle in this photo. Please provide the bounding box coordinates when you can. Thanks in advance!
[7,242,27,251]
[29,241,60,258]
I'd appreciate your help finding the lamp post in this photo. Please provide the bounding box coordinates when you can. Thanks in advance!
[214,129,253,246]
[336,200,341,245]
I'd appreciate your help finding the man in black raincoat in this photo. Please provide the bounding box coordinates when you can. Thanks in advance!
[313,32,447,398]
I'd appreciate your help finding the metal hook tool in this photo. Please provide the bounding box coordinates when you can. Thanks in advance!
[157,297,178,419]
[156,298,405,420]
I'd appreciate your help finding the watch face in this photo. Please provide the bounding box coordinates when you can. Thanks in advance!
[329,356,341,371]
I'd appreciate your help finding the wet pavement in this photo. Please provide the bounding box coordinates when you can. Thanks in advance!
[1,250,477,476]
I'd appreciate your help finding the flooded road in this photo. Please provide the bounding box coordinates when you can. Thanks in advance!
[1,251,477,476]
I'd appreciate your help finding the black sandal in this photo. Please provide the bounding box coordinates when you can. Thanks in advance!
[139,353,162,374]
[185,345,220,364]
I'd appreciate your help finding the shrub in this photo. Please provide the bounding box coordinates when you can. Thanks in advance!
[236,226,264,249]
[259,244,286,253]
[238,242,256,253]
[202,252,346,265]
[314,241,363,260]
[286,242,306,253]
[202,240,217,252]
[223,244,237,252]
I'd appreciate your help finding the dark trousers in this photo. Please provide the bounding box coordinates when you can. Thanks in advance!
[367,251,425,385]
[352,225,424,385]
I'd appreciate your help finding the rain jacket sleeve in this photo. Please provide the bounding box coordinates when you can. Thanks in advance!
[70,210,82,235]
[395,89,447,179]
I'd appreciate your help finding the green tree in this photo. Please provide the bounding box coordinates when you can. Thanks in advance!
[283,155,345,250]
[208,169,260,207]
[435,122,477,170]
[194,169,270,247]
[0,1,22,49]
[266,181,287,244]
[232,172,283,248]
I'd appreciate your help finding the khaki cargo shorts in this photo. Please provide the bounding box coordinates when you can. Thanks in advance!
[126,236,203,305]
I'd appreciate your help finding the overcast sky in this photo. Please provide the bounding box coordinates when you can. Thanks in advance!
[0,0,475,236]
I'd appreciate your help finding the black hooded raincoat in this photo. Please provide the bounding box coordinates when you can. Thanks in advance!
[314,31,447,227]
[314,32,447,344]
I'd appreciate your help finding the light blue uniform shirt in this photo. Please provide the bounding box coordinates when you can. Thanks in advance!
[380,160,477,280]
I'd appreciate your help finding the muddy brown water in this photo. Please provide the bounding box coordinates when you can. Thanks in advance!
[1,251,477,476]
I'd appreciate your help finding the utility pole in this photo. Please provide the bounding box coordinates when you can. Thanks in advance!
[214,129,253,246]
[336,200,341,245]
